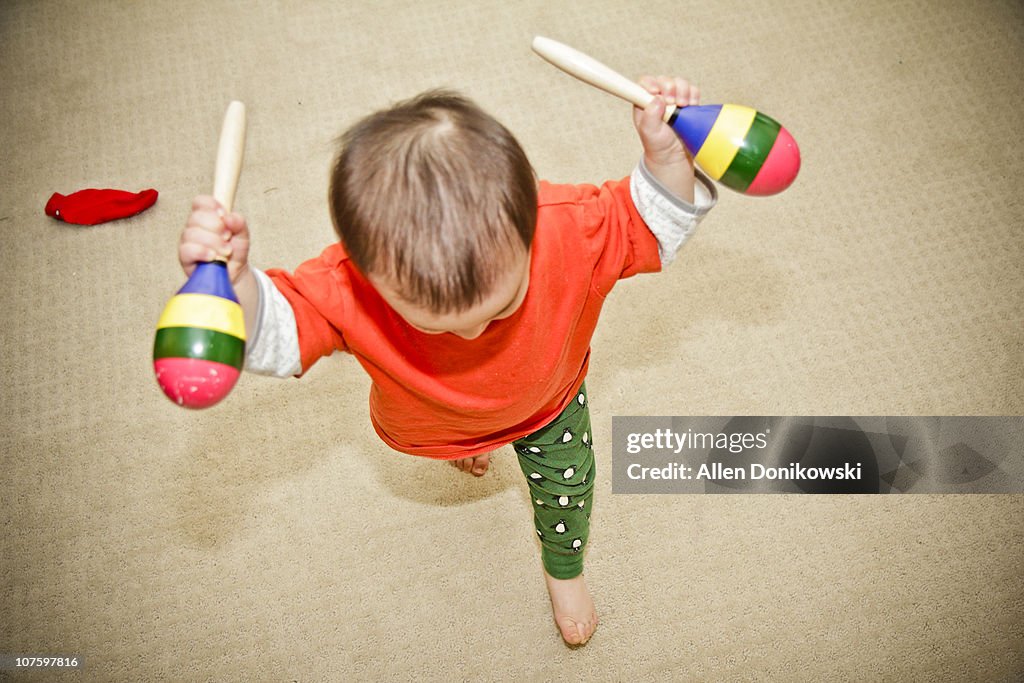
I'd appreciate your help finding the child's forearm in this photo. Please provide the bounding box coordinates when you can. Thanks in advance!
[643,155,696,204]
[232,265,261,342]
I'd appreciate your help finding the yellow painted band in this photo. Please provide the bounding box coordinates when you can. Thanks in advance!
[157,293,246,340]
[694,104,757,180]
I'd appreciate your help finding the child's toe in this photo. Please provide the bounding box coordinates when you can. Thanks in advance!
[558,618,581,644]
[555,616,591,645]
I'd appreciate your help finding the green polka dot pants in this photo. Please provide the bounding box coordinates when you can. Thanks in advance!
[513,383,594,580]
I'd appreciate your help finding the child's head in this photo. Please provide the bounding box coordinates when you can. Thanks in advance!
[329,90,537,338]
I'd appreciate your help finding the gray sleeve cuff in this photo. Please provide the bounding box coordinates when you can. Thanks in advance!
[631,159,717,266]
[243,268,302,378]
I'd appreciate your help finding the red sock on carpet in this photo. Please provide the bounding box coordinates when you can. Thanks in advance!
[45,188,158,225]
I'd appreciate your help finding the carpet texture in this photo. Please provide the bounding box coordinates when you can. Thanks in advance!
[1,0,1022,680]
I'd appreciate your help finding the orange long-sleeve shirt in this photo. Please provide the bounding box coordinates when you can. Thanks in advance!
[265,177,662,458]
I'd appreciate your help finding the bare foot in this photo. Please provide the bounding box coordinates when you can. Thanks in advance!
[448,452,490,476]
[544,569,598,645]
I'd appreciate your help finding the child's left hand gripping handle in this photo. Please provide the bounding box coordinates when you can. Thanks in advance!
[213,101,247,215]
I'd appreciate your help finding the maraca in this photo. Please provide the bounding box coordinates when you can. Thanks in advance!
[153,101,247,409]
[532,37,800,196]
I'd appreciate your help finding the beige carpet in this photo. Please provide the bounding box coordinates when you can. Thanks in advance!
[2,0,1022,680]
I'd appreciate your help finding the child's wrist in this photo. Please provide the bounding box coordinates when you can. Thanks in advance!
[643,155,696,203]
[644,155,693,172]
[232,262,253,286]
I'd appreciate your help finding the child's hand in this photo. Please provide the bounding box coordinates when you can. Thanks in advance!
[632,76,700,201]
[633,76,700,164]
[179,195,251,284]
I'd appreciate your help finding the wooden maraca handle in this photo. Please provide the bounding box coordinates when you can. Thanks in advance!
[212,101,247,213]
[531,36,676,122]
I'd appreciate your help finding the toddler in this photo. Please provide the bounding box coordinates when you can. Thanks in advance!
[179,77,716,645]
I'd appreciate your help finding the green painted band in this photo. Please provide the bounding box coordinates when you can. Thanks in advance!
[720,112,781,192]
[153,325,245,369]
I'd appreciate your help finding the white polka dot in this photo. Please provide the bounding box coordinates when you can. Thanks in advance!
[572,538,582,549]
[529,446,541,453]
[563,467,574,479]
[555,521,566,533]
[577,500,585,509]
[529,472,542,480]
[558,495,570,507]
[561,431,572,443]
[535,499,544,505]
[577,393,585,405]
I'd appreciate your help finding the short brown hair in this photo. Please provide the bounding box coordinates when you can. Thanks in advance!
[329,90,537,314]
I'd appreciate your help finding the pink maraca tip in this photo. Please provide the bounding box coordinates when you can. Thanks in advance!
[154,357,240,409]
[746,125,801,196]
